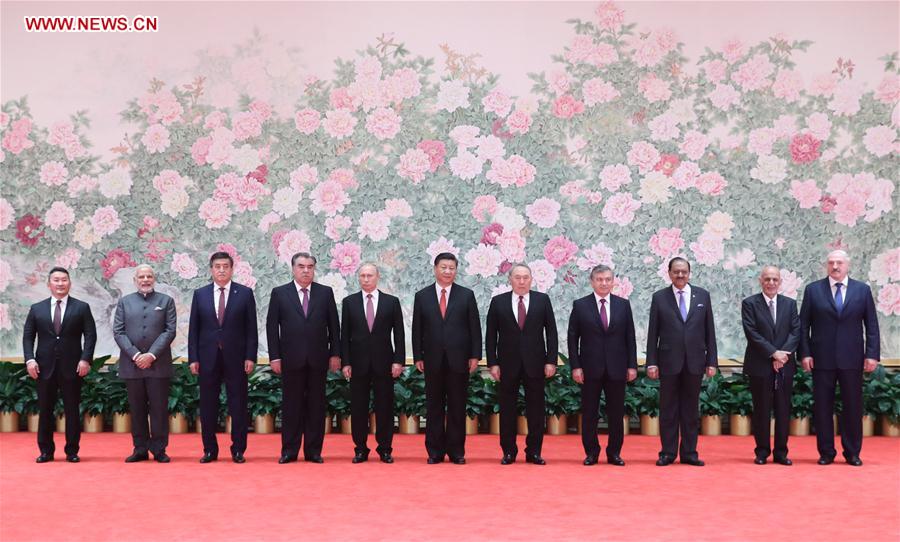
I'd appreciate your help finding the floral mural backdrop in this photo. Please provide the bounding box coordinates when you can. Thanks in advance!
[1,2,897,360]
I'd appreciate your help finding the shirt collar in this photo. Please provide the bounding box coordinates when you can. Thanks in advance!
[51,295,69,305]
[363,288,379,300]
[294,280,312,293]
[763,293,777,303]
[214,281,232,292]
[593,292,610,304]
[672,284,690,295]
[435,282,452,295]
[829,277,848,289]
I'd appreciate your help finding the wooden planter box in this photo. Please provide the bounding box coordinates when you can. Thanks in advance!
[465,415,479,435]
[517,415,529,435]
[83,414,104,433]
[489,413,500,435]
[862,415,875,437]
[339,415,352,434]
[729,414,751,436]
[701,415,722,436]
[169,413,189,434]
[789,417,810,435]
[323,415,333,434]
[56,414,66,433]
[881,416,900,437]
[546,414,567,435]
[112,413,131,433]
[254,414,275,433]
[0,411,19,432]
[640,415,659,436]
[623,415,632,436]
[27,413,39,432]
[224,416,233,434]
[398,414,419,434]
[369,413,377,435]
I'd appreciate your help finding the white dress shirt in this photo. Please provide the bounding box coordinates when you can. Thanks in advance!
[672,284,692,317]
[829,277,848,300]
[213,281,232,314]
[593,292,611,323]
[512,291,530,316]
[763,293,777,324]
[49,294,69,323]
[362,288,379,315]
[435,282,452,304]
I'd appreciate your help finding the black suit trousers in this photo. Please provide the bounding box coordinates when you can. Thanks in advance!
[424,356,468,460]
[659,371,703,461]
[498,368,545,457]
[280,363,328,458]
[125,377,171,455]
[749,371,792,460]
[350,370,395,455]
[199,349,248,456]
[813,369,863,459]
[37,371,82,456]
[580,375,626,458]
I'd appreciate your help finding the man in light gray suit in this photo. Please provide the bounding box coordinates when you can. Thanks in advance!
[114,264,177,463]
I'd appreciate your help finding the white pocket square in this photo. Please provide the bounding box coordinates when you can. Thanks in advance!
[697,304,705,308]
[154,306,163,310]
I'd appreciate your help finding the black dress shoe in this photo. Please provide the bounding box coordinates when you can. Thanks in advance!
[525,455,546,465]
[817,456,834,465]
[656,456,675,466]
[278,455,297,464]
[125,452,149,463]
[583,455,598,466]
[352,452,369,464]
[681,457,705,466]
[500,454,516,465]
[305,455,324,463]
[35,453,54,463]
[232,453,246,463]
[754,457,767,465]
[773,457,792,466]
[607,456,625,466]
[845,456,863,466]
[379,453,394,464]
[449,457,466,465]
[154,452,171,463]
[65,454,80,463]
[427,456,443,464]
[199,452,218,463]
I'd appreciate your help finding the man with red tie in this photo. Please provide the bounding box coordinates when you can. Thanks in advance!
[412,253,481,464]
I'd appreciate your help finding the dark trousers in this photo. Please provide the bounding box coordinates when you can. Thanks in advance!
[749,371,793,460]
[37,370,81,456]
[198,350,248,456]
[813,368,863,459]
[424,357,468,460]
[659,371,703,461]
[498,368,545,457]
[125,377,171,455]
[581,375,626,459]
[350,369,395,455]
[281,363,327,459]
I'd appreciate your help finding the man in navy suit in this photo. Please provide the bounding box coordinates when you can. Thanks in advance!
[189,251,258,463]
[741,266,801,465]
[567,265,637,466]
[23,267,97,463]
[341,263,404,464]
[646,257,718,466]
[266,252,340,464]
[799,250,880,466]
[486,264,558,465]
[412,253,481,464]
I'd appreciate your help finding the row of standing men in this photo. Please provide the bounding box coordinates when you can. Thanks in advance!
[23,249,880,467]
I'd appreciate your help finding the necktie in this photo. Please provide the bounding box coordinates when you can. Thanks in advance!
[769,299,776,324]
[600,298,608,331]
[301,288,309,317]
[53,299,62,335]
[678,290,687,322]
[217,287,225,326]
[517,295,526,330]
[834,283,843,314]
[366,293,375,332]
[439,288,447,319]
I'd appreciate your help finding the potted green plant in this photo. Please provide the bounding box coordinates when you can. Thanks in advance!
[630,371,660,436]
[103,365,131,433]
[699,373,726,435]
[623,379,641,437]
[20,375,40,432]
[790,369,813,435]
[326,370,352,433]
[465,371,490,434]
[168,362,198,433]
[723,373,753,436]
[248,365,282,433]
[482,376,501,435]
[0,362,28,432]
[865,366,900,437]
[393,366,424,434]
[545,366,579,435]
[80,356,112,432]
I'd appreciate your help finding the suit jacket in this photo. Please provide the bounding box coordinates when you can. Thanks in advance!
[567,293,637,381]
[340,290,405,376]
[485,290,558,379]
[741,293,801,378]
[266,281,340,370]
[798,278,880,370]
[22,296,97,380]
[411,283,482,374]
[188,282,258,373]
[646,285,718,376]
[114,291,177,379]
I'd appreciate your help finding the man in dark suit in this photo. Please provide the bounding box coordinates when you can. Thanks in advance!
[412,252,481,464]
[266,252,340,464]
[568,264,637,466]
[341,263,405,464]
[188,251,258,463]
[23,266,97,463]
[799,250,880,466]
[486,264,558,465]
[113,264,177,463]
[741,265,801,466]
[646,257,717,466]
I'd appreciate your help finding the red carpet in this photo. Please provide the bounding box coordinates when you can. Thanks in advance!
[1,432,898,541]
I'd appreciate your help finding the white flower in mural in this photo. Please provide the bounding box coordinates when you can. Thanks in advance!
[528,259,556,292]
[449,151,484,181]
[141,124,170,153]
[317,272,348,302]
[576,242,615,271]
[862,125,896,158]
[276,230,312,264]
[44,201,75,230]
[475,135,505,162]
[72,218,99,249]
[778,270,803,299]
[465,244,503,277]
[638,171,672,204]
[449,125,480,148]
[91,205,122,237]
[229,144,261,174]
[0,260,10,293]
[436,79,470,112]
[160,189,189,217]
[171,253,199,280]
[599,164,632,192]
[426,236,460,262]
[0,198,13,231]
[198,198,232,229]
[357,210,390,242]
[526,197,561,228]
[750,154,787,184]
[384,198,413,218]
[723,248,756,270]
[492,204,526,232]
[98,167,133,199]
[703,211,736,240]
[648,113,680,141]
[869,247,900,286]
[272,187,303,218]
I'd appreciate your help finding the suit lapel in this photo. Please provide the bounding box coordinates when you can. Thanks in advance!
[606,296,617,333]
[774,294,788,333]
[840,279,854,315]
[58,298,75,333]
[684,288,700,324]
[222,285,239,324]
[758,294,776,330]
[43,298,55,335]
[665,288,683,323]
[821,279,838,314]
[371,291,387,333]
[443,284,458,320]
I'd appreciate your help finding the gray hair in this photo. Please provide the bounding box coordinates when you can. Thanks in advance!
[134,264,155,276]
[590,264,614,279]
[358,262,379,274]
[759,265,780,277]
[507,263,532,278]
[826,249,850,262]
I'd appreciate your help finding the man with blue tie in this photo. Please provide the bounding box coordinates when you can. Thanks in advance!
[646,257,718,466]
[189,251,258,463]
[799,250,880,466]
